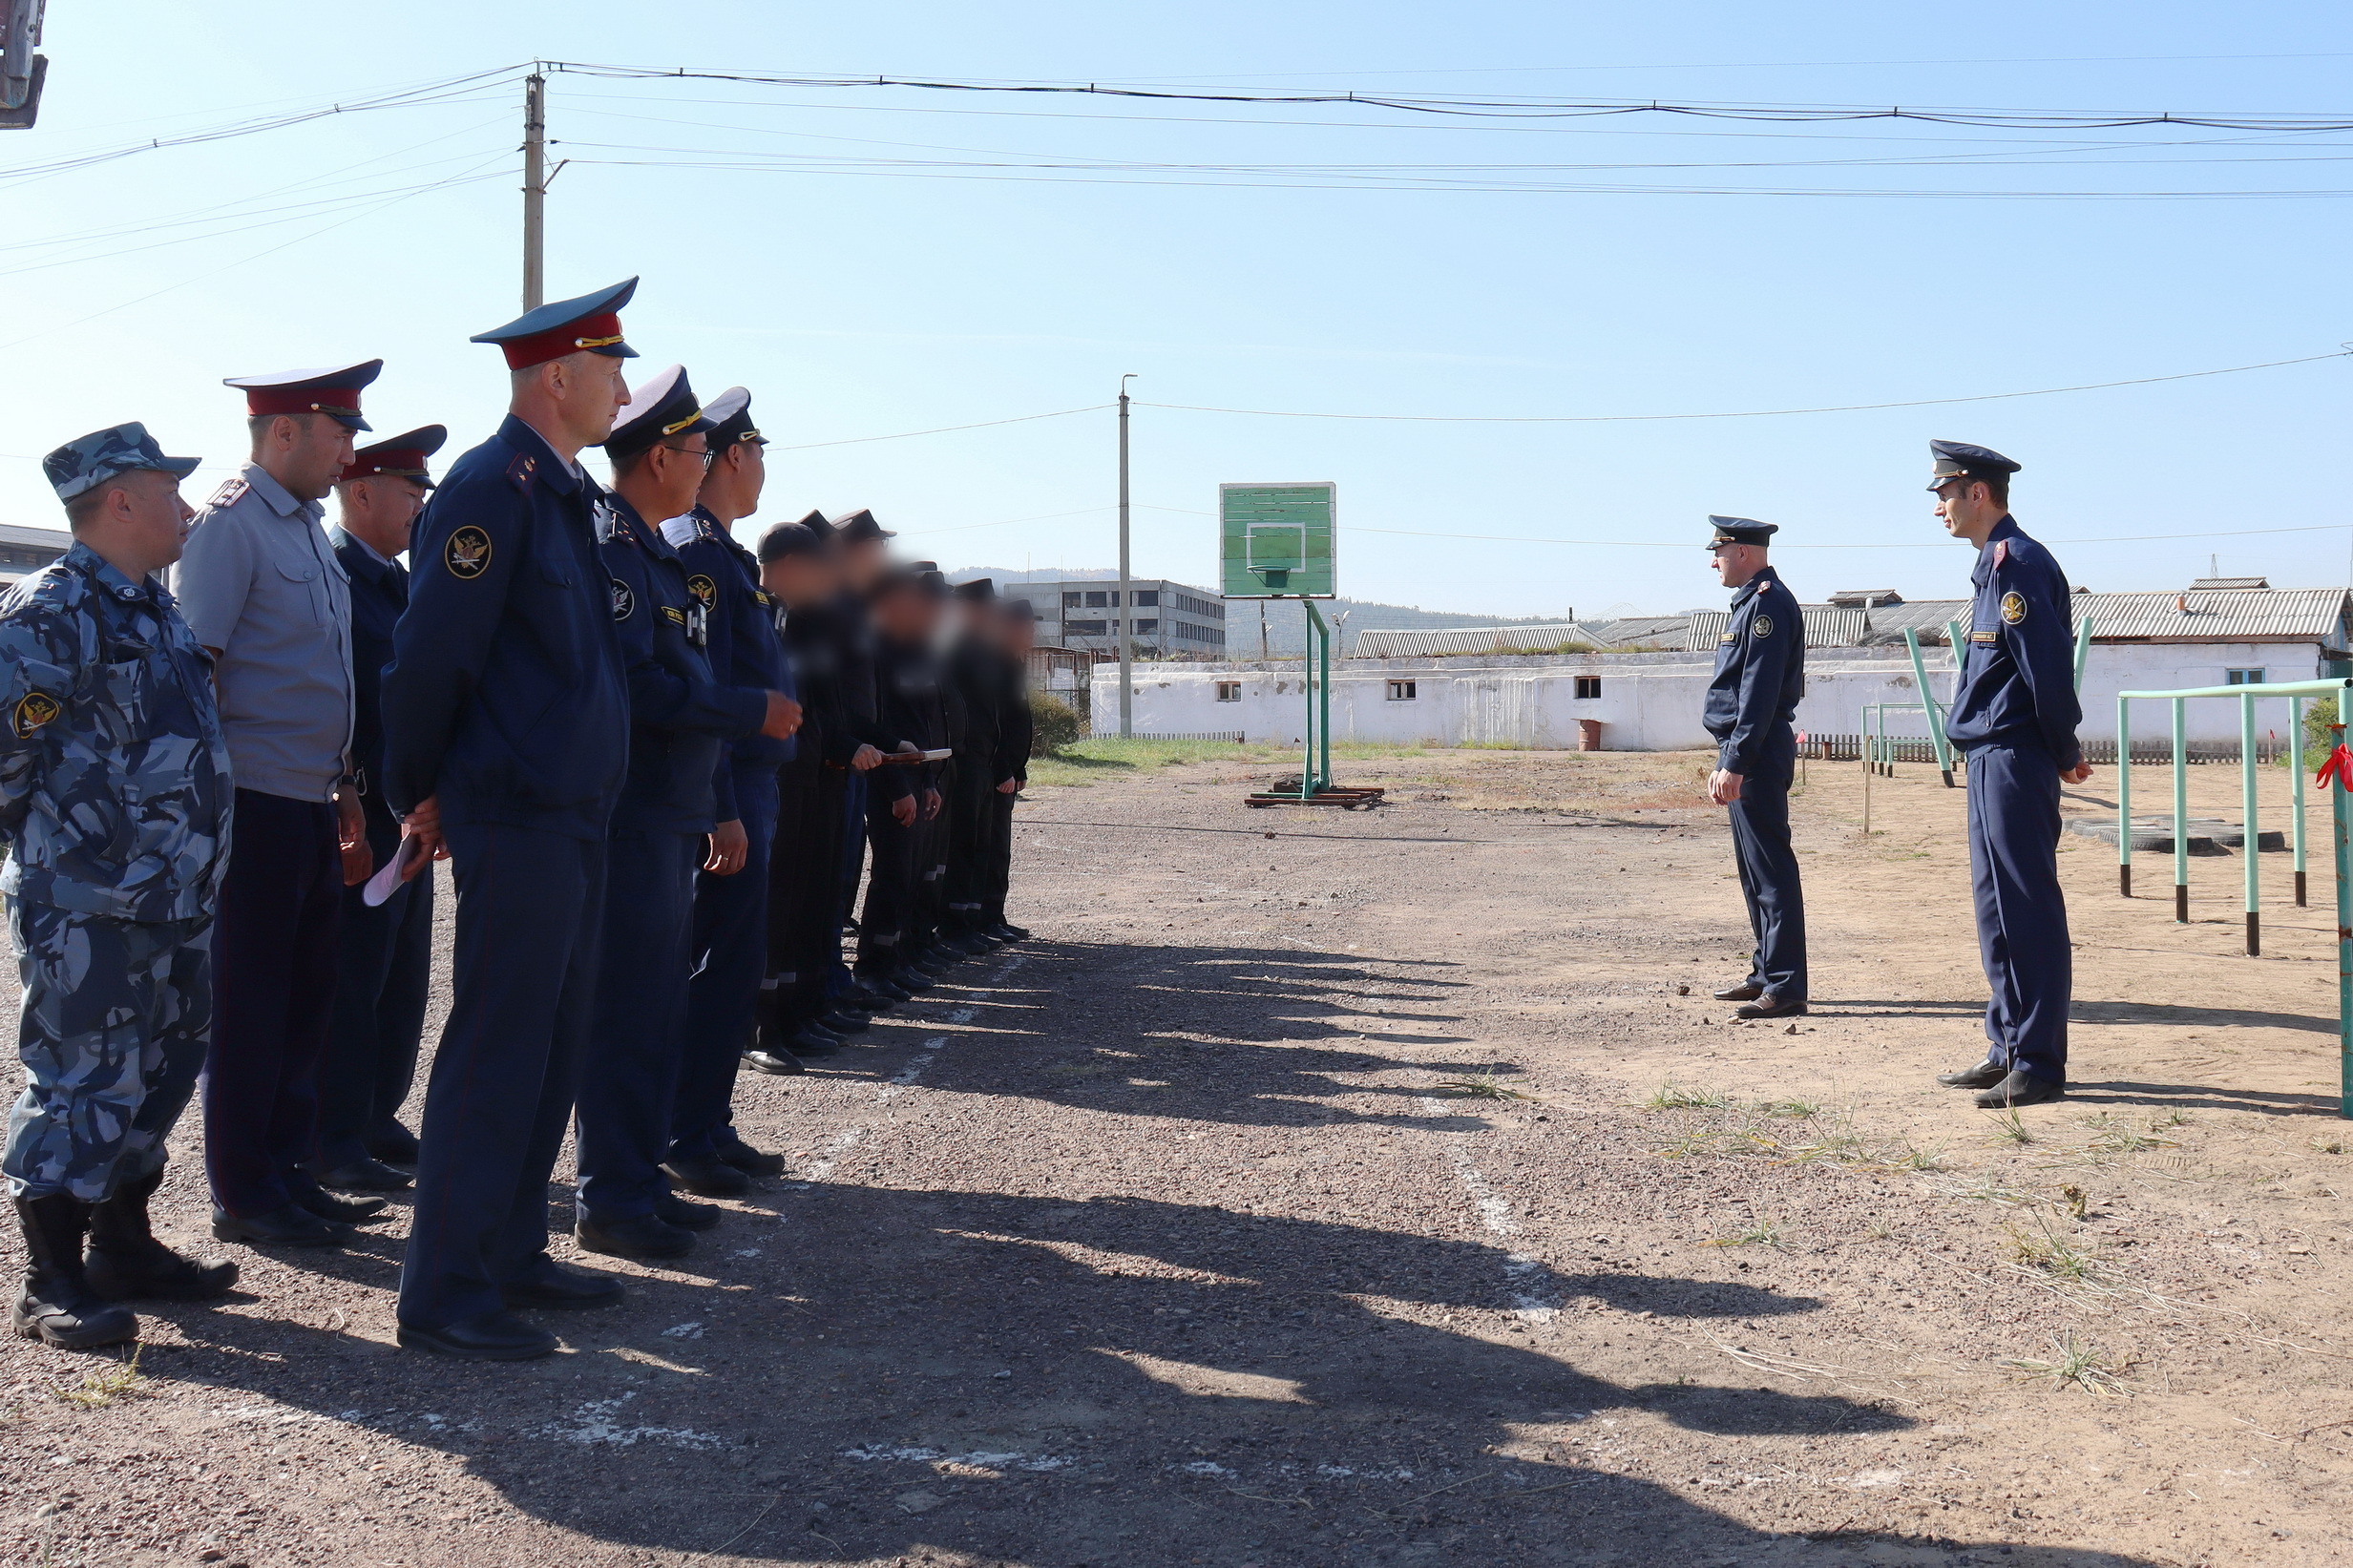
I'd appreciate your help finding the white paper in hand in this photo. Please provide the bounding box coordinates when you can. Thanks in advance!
[362,834,425,908]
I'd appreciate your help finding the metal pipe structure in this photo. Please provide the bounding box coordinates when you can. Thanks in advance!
[2335,720,2351,1119]
[1116,380,1133,739]
[2071,611,2093,692]
[2293,695,2309,907]
[2243,691,2261,955]
[1901,627,1956,785]
[2172,697,2189,923]
[2116,696,2132,896]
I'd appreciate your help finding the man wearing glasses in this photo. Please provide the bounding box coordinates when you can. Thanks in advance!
[1925,441,2089,1110]
[571,366,798,1262]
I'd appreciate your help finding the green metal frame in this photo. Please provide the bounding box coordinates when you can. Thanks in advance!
[1907,611,2093,792]
[2114,675,2351,1118]
[1294,600,1334,799]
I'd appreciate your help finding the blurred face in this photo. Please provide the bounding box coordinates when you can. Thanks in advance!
[261,412,357,502]
[999,610,1036,656]
[761,551,834,607]
[840,537,889,592]
[1710,541,1763,589]
[699,439,766,519]
[1933,477,2003,541]
[872,584,930,640]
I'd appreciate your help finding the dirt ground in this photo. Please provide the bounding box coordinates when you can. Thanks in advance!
[6,742,2352,1568]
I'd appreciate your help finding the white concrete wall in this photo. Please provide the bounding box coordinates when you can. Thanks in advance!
[1093,642,2336,750]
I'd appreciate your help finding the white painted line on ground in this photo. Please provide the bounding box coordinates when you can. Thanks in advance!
[803,957,1028,1177]
[1419,1094,1560,1323]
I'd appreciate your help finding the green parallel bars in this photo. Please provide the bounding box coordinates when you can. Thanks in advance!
[2071,612,2092,691]
[2116,696,2131,895]
[2172,697,2189,923]
[2334,719,2351,1119]
[2292,696,2309,907]
[2243,691,2261,955]
[1298,600,1333,800]
[1901,627,1956,786]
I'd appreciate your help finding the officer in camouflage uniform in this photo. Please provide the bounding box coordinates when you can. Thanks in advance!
[3,423,239,1349]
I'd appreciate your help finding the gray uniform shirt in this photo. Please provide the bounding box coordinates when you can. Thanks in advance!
[173,461,354,803]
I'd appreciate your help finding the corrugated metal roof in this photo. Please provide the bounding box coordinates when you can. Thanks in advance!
[1684,606,1867,651]
[1355,622,1620,658]
[2071,588,2350,643]
[0,523,68,553]
[1581,615,1691,648]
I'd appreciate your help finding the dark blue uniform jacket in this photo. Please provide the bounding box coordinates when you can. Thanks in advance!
[1702,566,1804,775]
[381,416,627,841]
[1944,516,2082,770]
[599,494,768,835]
[675,507,795,772]
[836,592,913,803]
[331,530,403,816]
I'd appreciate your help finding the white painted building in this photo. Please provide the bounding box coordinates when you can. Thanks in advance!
[1099,582,2353,751]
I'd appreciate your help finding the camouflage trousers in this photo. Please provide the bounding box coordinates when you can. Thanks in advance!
[2,898,212,1202]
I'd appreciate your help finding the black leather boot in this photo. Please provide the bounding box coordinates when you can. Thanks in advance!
[85,1166,239,1301]
[11,1194,138,1348]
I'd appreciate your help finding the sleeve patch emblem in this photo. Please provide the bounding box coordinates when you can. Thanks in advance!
[686,574,717,608]
[2000,591,2027,625]
[1752,615,1774,639]
[610,578,636,621]
[444,526,493,579]
[12,691,60,739]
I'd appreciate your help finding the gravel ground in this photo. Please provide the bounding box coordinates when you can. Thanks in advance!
[4,745,2350,1567]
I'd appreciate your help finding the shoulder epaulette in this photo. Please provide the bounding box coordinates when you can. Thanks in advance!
[208,478,250,509]
[505,452,537,492]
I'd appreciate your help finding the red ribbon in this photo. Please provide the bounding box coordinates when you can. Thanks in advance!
[2318,743,2353,792]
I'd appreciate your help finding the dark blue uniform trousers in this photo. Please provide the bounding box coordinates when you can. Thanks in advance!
[317,797,432,1170]
[1726,743,1807,1001]
[203,788,343,1216]
[576,830,701,1221]
[1965,739,2070,1084]
[672,767,778,1163]
[396,821,605,1331]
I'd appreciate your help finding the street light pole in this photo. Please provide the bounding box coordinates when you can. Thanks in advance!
[1117,374,1135,738]
[522,71,547,311]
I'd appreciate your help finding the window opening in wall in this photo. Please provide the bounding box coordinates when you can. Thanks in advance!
[1215,680,1242,702]
[2225,668,2266,685]
[1061,592,1082,609]
[1574,676,1603,700]
[1133,590,1159,607]
[1386,679,1418,701]
[1085,591,1108,608]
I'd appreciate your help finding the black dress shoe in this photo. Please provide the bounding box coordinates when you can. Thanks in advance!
[742,1047,807,1077]
[663,1155,752,1199]
[365,1124,421,1165]
[819,1008,871,1035]
[1733,994,1807,1020]
[212,1204,352,1248]
[1712,982,1764,1002]
[712,1128,789,1177]
[501,1260,625,1310]
[398,1311,557,1361]
[314,1157,413,1193]
[655,1191,723,1232]
[854,977,910,1007]
[843,981,893,1010]
[575,1210,694,1260]
[798,1019,848,1047]
[288,1171,387,1224]
[993,921,1031,940]
[892,969,935,994]
[1936,1058,2010,1090]
[788,1025,846,1057]
[1974,1070,2065,1109]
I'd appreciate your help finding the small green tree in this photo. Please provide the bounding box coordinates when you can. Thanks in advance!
[2306,695,2340,770]
[1029,692,1083,755]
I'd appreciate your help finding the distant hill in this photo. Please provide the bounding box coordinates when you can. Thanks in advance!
[950,567,1572,657]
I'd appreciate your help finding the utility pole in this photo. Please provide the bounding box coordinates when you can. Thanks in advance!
[1117,375,1135,738]
[522,71,547,311]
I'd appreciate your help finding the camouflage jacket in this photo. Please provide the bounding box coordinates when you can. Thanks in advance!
[0,542,233,921]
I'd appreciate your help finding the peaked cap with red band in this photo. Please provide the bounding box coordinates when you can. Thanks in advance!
[471,277,641,370]
[339,424,447,490]
[223,359,383,431]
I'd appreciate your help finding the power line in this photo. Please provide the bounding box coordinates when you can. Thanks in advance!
[769,405,1108,450]
[1136,350,2350,425]
[1355,521,2353,550]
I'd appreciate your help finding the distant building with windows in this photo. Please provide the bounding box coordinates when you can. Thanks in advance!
[1030,577,1228,658]
[0,523,71,583]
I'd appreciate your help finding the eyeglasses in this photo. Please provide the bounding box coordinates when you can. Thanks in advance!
[660,443,715,470]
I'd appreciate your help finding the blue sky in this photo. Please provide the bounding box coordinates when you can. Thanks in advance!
[4,3,2350,617]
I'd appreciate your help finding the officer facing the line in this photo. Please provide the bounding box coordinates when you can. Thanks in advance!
[1702,516,1808,1020]
[381,279,640,1360]
[4,424,236,1349]
[1927,441,2088,1109]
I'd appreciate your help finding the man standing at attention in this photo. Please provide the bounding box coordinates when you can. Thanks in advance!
[4,424,237,1348]
[314,425,445,1192]
[1701,516,1807,1021]
[1926,441,2089,1110]
[177,364,379,1249]
[381,281,640,1360]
